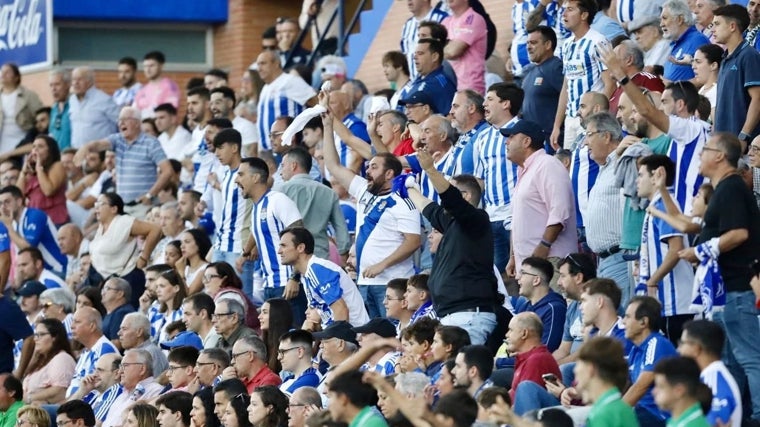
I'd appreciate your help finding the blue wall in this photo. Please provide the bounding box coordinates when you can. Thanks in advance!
[54,0,228,23]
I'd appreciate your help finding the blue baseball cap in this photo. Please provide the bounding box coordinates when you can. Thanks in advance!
[160,331,203,351]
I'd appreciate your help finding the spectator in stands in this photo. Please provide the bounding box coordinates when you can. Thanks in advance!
[328,89,372,171]
[312,321,359,388]
[278,227,369,327]
[223,335,280,393]
[277,330,320,394]
[182,293,220,349]
[258,298,293,374]
[176,229,211,295]
[205,69,228,90]
[660,0,710,83]
[400,0,448,81]
[504,312,561,411]
[322,114,420,319]
[102,348,163,427]
[513,257,567,352]
[406,38,456,116]
[383,51,411,110]
[22,319,75,404]
[0,291,33,377]
[69,66,119,150]
[56,398,96,427]
[188,348,229,393]
[628,17,672,72]
[190,388,219,427]
[326,371,385,426]
[609,41,665,113]
[504,120,577,275]
[0,374,23,427]
[404,273,436,324]
[88,193,160,306]
[14,248,66,290]
[56,224,85,285]
[155,391,193,427]
[255,50,317,151]
[113,57,142,109]
[342,79,372,123]
[652,357,711,426]
[65,353,122,424]
[133,51,181,117]
[152,269,187,343]
[214,299,258,355]
[592,0,626,40]
[39,288,75,337]
[164,346,199,391]
[276,17,311,70]
[442,0,486,94]
[48,68,72,151]
[123,403,158,427]
[16,135,68,226]
[521,27,563,154]
[452,345,494,398]
[678,320,742,427]
[287,387,321,427]
[748,0,760,49]
[204,263,258,331]
[101,277,135,349]
[0,185,66,277]
[692,43,721,123]
[417,21,458,88]
[0,160,19,187]
[210,87,258,155]
[552,254,596,368]
[622,296,676,427]
[448,90,486,176]
[118,312,170,376]
[0,63,43,154]
[155,103,193,162]
[551,0,614,150]
[66,307,119,399]
[152,202,188,264]
[15,406,49,427]
[211,379,247,421]
[712,5,760,144]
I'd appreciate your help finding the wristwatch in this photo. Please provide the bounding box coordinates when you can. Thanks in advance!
[739,132,751,144]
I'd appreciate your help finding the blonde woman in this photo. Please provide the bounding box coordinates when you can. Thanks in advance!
[16,405,50,427]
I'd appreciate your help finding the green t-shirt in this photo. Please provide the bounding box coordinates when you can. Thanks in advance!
[0,400,22,427]
[587,388,640,427]
[620,134,672,250]
[349,406,388,427]
[666,403,711,427]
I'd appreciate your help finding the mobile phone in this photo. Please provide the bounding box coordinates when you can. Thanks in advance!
[751,259,760,277]
[542,373,559,384]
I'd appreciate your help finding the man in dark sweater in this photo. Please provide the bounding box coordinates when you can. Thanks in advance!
[403,147,497,345]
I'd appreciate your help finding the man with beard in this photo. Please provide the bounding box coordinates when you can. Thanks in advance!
[747,0,760,50]
[209,87,258,156]
[322,106,421,319]
[112,57,142,109]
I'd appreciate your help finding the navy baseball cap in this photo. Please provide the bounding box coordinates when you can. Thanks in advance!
[17,280,47,297]
[499,120,546,145]
[352,318,396,338]
[398,91,434,108]
[312,321,358,345]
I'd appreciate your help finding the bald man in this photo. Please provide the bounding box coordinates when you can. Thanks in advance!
[66,307,119,398]
[255,49,317,152]
[69,66,120,149]
[504,312,561,403]
[56,224,85,284]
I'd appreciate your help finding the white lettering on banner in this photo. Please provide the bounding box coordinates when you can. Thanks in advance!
[0,0,42,51]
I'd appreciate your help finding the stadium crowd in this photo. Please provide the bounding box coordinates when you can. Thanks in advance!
[2,0,760,426]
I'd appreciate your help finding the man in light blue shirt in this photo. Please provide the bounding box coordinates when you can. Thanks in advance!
[69,67,119,149]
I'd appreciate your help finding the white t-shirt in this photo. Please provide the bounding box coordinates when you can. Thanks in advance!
[158,126,194,160]
[232,116,259,147]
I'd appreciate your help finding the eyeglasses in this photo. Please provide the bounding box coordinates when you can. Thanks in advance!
[212,312,234,319]
[563,253,583,270]
[102,286,118,292]
[404,103,425,110]
[231,350,253,360]
[585,130,606,138]
[41,301,56,309]
[120,362,145,369]
[196,361,217,368]
[269,131,285,139]
[520,271,540,278]
[262,45,277,51]
[167,364,188,372]
[56,420,74,427]
[16,420,29,426]
[203,274,221,283]
[750,145,760,153]
[383,296,404,301]
[702,146,724,154]
[33,332,50,339]
[277,346,301,356]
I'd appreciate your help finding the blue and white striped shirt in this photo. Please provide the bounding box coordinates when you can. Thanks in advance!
[511,0,541,77]
[702,360,742,427]
[474,120,519,224]
[303,255,370,327]
[215,166,252,254]
[256,73,316,150]
[335,113,370,168]
[251,191,302,289]
[452,120,489,176]
[400,3,449,81]
[544,1,571,53]
[666,116,709,214]
[66,335,118,398]
[560,29,608,117]
[109,132,167,203]
[569,140,599,228]
[151,307,184,345]
[92,383,124,422]
[406,147,457,203]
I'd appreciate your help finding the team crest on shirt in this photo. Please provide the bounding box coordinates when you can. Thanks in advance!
[260,208,267,221]
[378,200,387,211]
[534,77,544,86]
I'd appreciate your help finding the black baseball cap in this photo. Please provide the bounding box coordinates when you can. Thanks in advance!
[499,119,546,145]
[352,318,396,338]
[312,321,358,345]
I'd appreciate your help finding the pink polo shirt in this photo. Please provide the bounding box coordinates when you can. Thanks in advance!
[511,150,577,268]
[133,77,180,117]
[443,7,487,94]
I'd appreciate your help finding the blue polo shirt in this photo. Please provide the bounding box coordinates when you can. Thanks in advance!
[715,41,760,137]
[664,26,709,82]
[628,331,677,419]
[407,66,457,115]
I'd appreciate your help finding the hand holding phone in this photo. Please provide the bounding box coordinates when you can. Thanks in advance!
[542,373,559,384]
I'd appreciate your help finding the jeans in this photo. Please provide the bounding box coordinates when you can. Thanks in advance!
[263,286,308,328]
[212,249,255,302]
[358,285,387,318]
[635,406,666,427]
[492,221,511,273]
[439,311,497,345]
[417,216,433,272]
[512,381,560,415]
[714,290,760,420]
[598,251,632,314]
[560,362,576,387]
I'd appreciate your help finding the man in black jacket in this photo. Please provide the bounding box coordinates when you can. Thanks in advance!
[402,147,497,345]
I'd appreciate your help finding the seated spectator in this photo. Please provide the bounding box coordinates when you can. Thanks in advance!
[182,293,221,349]
[177,229,211,295]
[15,248,65,290]
[204,263,260,331]
[0,185,67,277]
[155,391,193,427]
[55,400,96,427]
[384,279,412,336]
[258,298,293,374]
[39,288,76,338]
[16,405,50,427]
[123,403,158,427]
[278,330,320,394]
[404,273,437,324]
[352,319,400,376]
[513,257,567,352]
[220,394,248,427]
[382,51,411,109]
[312,321,359,393]
[56,224,87,286]
[652,357,712,426]
[677,320,742,427]
[152,202,189,264]
[164,320,187,342]
[17,136,68,226]
[622,296,677,427]
[118,312,170,377]
[164,345,200,392]
[553,253,597,368]
[211,379,248,420]
[152,269,187,344]
[101,277,135,349]
[326,371,386,426]
[452,345,494,398]
[0,160,20,187]
[75,286,106,317]
[660,0,709,83]
[431,325,471,373]
[163,240,182,270]
[400,318,442,381]
[65,353,123,425]
[190,387,220,427]
[101,349,163,427]
[22,319,76,405]
[66,307,119,399]
[189,348,229,392]
[0,373,23,427]
[222,335,281,393]
[213,299,258,355]
[287,387,322,427]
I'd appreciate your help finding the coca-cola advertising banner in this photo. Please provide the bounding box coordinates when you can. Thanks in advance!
[0,0,52,72]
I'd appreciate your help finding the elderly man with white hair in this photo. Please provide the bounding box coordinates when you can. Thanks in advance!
[101,348,163,427]
[76,105,172,218]
[39,287,77,337]
[660,0,710,83]
[69,66,120,149]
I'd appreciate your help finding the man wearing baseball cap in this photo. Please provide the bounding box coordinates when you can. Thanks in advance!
[312,321,359,397]
[352,318,399,376]
[398,91,435,125]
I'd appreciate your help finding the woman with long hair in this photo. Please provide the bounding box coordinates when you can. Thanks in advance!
[434,358,457,397]
[88,192,161,307]
[153,269,187,343]
[177,229,212,295]
[16,404,50,427]
[204,262,260,331]
[75,286,106,317]
[17,135,68,225]
[22,319,75,405]
[430,325,471,366]
[164,240,182,269]
[692,43,722,123]
[191,387,221,427]
[247,386,289,427]
[258,298,293,373]
[222,392,253,427]
[123,402,160,427]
